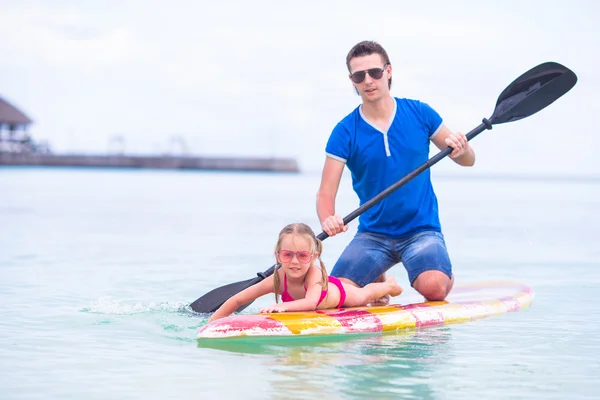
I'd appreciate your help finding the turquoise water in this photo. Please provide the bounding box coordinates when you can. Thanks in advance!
[1,167,599,399]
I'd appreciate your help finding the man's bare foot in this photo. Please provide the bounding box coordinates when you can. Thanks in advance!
[386,276,403,297]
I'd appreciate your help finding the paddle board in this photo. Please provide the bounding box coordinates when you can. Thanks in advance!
[197,281,534,340]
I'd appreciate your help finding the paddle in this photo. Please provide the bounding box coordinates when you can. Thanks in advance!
[189,61,577,314]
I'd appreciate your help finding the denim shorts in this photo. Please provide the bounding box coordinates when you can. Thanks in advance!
[330,230,453,287]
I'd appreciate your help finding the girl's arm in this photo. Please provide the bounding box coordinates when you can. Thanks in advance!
[260,267,324,313]
[208,275,275,322]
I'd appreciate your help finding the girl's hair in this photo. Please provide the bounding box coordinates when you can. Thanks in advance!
[273,223,327,303]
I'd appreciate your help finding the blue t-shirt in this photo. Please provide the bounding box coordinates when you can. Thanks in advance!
[325,97,444,238]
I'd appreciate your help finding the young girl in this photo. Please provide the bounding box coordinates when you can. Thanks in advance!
[208,223,403,322]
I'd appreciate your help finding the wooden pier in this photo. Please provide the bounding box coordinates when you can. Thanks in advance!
[0,152,300,173]
[1,96,300,173]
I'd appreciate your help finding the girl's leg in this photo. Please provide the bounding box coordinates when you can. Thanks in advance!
[342,276,403,307]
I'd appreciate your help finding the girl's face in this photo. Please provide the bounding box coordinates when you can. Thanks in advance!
[276,234,316,279]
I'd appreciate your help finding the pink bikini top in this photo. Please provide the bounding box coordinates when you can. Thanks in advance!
[281,274,328,306]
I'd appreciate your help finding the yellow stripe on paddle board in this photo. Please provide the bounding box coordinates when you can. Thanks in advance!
[268,312,344,335]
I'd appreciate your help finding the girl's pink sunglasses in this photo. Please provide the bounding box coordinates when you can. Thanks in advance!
[278,250,313,264]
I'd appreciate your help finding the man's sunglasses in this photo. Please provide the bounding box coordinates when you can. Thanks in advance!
[349,64,388,84]
[278,250,313,264]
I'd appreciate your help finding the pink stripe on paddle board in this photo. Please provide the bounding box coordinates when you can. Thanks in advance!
[497,296,522,312]
[401,303,445,327]
[198,315,289,337]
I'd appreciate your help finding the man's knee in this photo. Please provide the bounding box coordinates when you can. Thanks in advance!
[413,271,452,301]
[418,282,448,301]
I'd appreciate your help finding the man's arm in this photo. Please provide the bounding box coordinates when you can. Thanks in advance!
[430,124,475,166]
[316,156,347,237]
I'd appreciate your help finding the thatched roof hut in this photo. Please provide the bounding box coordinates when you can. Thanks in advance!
[0,97,33,130]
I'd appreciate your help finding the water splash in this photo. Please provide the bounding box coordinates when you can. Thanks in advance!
[80,296,191,315]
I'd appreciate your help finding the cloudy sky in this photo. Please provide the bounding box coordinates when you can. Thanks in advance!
[1,0,598,176]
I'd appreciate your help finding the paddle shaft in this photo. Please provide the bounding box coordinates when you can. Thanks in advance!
[252,118,493,283]
[330,118,493,237]
[190,117,495,313]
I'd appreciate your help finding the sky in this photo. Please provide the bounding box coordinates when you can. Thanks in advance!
[1,0,598,176]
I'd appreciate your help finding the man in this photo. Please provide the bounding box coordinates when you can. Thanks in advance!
[316,40,475,302]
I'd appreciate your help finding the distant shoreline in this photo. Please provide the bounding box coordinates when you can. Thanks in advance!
[0,152,300,173]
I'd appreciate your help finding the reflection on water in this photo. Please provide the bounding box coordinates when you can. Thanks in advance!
[198,327,451,399]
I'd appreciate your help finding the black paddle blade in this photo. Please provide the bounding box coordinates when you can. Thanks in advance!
[189,264,278,313]
[490,62,577,125]
[189,276,260,313]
